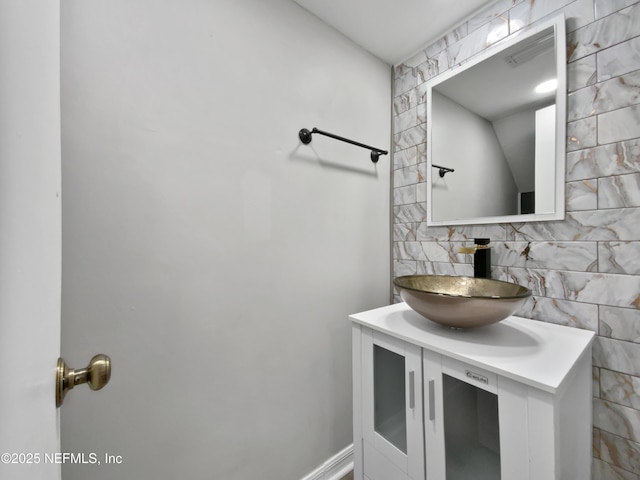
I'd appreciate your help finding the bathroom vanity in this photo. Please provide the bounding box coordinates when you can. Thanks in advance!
[350,303,594,480]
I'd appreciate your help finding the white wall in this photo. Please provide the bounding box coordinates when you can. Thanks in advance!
[534,104,556,214]
[492,108,535,193]
[431,91,518,222]
[60,1,390,479]
[0,1,61,479]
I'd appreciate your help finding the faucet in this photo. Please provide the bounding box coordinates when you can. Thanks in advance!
[459,238,491,278]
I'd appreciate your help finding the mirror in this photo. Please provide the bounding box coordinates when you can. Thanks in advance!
[426,15,566,226]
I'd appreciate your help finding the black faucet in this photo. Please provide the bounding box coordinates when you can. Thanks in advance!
[459,238,491,278]
[473,238,491,278]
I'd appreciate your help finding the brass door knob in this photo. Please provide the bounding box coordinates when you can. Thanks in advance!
[56,354,111,407]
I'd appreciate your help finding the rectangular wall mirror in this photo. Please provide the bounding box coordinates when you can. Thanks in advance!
[426,14,566,226]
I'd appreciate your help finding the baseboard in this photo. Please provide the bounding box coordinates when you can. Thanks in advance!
[301,443,354,480]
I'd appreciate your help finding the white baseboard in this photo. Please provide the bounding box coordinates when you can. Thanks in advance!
[301,443,354,480]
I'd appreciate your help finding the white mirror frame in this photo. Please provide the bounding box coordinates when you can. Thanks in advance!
[425,14,567,226]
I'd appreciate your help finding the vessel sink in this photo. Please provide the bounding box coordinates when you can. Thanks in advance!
[393,275,532,328]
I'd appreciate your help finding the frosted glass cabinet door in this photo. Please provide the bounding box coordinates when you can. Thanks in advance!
[361,328,424,480]
[442,373,501,479]
[424,352,515,480]
[374,344,408,452]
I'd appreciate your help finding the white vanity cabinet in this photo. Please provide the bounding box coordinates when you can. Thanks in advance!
[351,303,595,480]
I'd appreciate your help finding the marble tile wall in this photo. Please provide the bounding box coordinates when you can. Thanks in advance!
[392,0,640,478]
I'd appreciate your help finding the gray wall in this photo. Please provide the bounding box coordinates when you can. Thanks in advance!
[392,0,640,478]
[431,91,518,221]
[60,1,390,478]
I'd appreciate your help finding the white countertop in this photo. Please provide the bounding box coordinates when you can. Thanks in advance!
[350,302,595,394]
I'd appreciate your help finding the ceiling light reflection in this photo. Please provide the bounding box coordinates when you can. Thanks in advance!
[535,78,557,93]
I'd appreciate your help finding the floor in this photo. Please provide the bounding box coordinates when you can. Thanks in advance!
[340,472,354,480]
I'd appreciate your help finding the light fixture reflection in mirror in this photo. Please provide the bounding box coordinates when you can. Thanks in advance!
[426,14,566,226]
[535,79,558,93]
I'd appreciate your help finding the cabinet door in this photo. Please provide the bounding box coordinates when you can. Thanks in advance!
[424,353,503,480]
[361,328,424,480]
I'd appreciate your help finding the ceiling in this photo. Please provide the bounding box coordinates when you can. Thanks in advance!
[293,0,495,64]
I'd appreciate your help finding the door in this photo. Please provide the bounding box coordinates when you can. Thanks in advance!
[361,328,424,480]
[423,352,528,480]
[0,1,62,480]
[424,353,501,480]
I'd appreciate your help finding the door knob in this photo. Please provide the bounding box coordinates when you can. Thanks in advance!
[56,354,111,407]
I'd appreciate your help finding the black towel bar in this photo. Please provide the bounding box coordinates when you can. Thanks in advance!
[298,127,388,163]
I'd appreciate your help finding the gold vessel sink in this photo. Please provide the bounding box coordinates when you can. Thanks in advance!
[393,275,532,328]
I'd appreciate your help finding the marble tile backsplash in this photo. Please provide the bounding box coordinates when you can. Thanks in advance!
[392,0,640,478]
